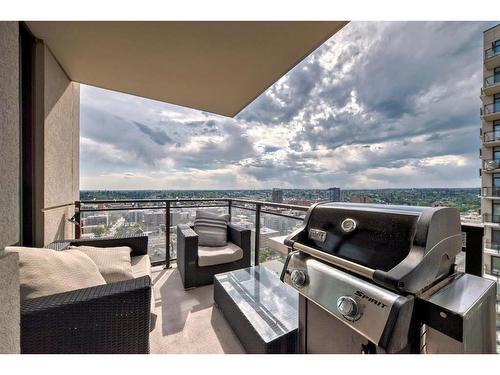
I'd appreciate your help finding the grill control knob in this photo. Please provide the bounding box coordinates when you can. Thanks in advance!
[337,296,360,321]
[290,270,307,287]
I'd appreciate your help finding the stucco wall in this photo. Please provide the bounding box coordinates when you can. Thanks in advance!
[41,46,80,245]
[0,22,20,249]
[0,253,20,354]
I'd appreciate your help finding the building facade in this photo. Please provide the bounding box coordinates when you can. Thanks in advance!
[481,24,500,279]
[272,188,283,203]
[327,187,342,202]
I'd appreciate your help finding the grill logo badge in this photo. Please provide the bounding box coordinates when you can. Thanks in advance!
[309,228,327,242]
[354,290,387,309]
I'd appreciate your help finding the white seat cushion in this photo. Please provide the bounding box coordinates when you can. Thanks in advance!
[69,245,134,283]
[5,246,106,300]
[197,242,243,267]
[131,255,152,279]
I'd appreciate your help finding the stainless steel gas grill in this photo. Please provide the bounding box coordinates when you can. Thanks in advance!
[281,203,497,354]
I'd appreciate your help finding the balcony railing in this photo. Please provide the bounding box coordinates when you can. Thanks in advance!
[483,187,500,197]
[483,213,500,223]
[483,160,500,171]
[76,198,308,268]
[485,46,500,60]
[483,130,500,143]
[74,197,486,278]
[485,241,500,252]
[485,74,500,88]
[481,103,500,116]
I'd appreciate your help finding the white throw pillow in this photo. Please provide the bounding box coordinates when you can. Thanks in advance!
[4,246,106,300]
[69,245,134,283]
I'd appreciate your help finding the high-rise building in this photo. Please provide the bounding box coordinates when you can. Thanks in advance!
[327,187,342,202]
[272,188,283,203]
[481,26,500,348]
[481,24,500,281]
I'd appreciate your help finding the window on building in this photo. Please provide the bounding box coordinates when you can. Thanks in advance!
[493,147,500,161]
[495,67,500,84]
[493,173,500,187]
[492,230,500,248]
[493,202,500,219]
[491,255,500,276]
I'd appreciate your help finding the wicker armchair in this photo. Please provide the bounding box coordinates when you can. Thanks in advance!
[20,236,152,354]
[177,223,251,289]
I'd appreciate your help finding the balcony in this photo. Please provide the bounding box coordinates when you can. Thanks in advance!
[484,241,500,255]
[482,159,500,173]
[483,213,500,225]
[485,46,500,70]
[481,103,500,122]
[482,74,500,96]
[482,130,500,146]
[74,197,308,353]
[77,198,307,268]
[482,187,500,199]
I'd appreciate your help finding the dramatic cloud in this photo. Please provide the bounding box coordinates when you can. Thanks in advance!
[80,21,495,190]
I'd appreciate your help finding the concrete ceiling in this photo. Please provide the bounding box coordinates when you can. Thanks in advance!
[26,21,348,117]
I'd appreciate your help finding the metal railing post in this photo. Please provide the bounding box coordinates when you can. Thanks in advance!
[75,201,81,239]
[254,203,261,266]
[165,201,171,269]
[228,199,232,220]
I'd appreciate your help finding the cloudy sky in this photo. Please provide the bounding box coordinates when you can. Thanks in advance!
[80,21,496,190]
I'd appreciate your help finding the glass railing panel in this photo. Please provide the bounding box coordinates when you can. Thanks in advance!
[483,214,500,223]
[485,46,500,59]
[484,74,500,87]
[484,131,500,142]
[257,211,304,275]
[482,187,500,197]
[230,205,258,265]
[483,103,497,115]
[170,205,229,260]
[80,208,167,264]
[483,160,500,171]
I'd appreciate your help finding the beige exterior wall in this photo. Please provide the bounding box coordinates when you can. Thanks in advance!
[481,24,500,274]
[0,253,20,354]
[0,22,20,249]
[37,45,80,245]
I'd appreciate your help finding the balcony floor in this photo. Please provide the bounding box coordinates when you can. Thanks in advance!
[149,265,245,354]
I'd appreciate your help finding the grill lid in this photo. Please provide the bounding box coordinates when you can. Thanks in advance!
[285,203,462,294]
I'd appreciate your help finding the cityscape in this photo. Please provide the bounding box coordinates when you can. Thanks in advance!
[79,187,482,266]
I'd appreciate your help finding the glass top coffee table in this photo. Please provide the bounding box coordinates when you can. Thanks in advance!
[214,265,298,353]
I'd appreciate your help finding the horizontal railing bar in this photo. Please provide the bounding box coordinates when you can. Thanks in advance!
[171,204,229,209]
[78,198,310,211]
[79,206,167,212]
[79,198,230,204]
[79,203,230,212]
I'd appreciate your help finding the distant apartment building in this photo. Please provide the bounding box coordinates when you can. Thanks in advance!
[251,227,280,251]
[272,188,283,203]
[327,187,342,202]
[144,211,165,232]
[124,210,145,223]
[480,24,500,278]
[351,194,370,204]
[82,214,109,227]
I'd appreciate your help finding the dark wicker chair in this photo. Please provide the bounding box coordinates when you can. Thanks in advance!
[20,236,152,354]
[177,223,251,289]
